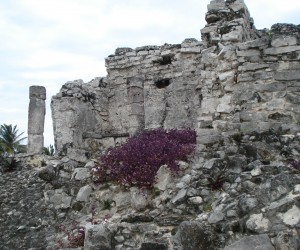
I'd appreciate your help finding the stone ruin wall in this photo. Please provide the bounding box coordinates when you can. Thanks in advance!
[51,0,300,154]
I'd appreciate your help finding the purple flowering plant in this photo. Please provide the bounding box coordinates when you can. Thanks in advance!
[94,128,196,188]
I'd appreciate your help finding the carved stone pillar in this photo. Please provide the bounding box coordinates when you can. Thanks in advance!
[127,77,145,135]
[27,86,46,154]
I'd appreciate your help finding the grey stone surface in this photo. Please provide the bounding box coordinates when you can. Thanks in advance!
[130,187,150,211]
[271,36,297,47]
[84,224,112,250]
[174,221,222,250]
[76,185,92,202]
[154,165,172,191]
[44,189,72,209]
[224,234,274,250]
[246,213,271,233]
[27,86,46,154]
[73,168,91,180]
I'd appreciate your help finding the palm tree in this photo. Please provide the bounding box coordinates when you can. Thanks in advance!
[0,124,27,155]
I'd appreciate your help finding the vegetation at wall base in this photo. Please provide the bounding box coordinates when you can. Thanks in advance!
[94,128,196,188]
[0,124,26,172]
[43,144,55,156]
[55,221,85,249]
[290,159,300,171]
[0,124,26,155]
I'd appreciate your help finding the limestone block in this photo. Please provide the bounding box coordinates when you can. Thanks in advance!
[237,49,260,57]
[254,82,286,92]
[201,98,220,114]
[125,51,137,57]
[76,185,92,202]
[29,85,46,100]
[201,25,218,35]
[202,52,218,66]
[208,211,225,224]
[130,103,144,115]
[278,205,300,226]
[171,189,187,204]
[240,111,268,122]
[73,168,91,180]
[130,187,150,211]
[196,129,221,144]
[27,135,44,154]
[67,148,88,163]
[217,95,233,113]
[38,166,56,182]
[278,61,300,70]
[240,122,260,134]
[294,184,300,194]
[137,50,148,56]
[222,30,243,43]
[218,70,235,84]
[188,196,203,205]
[180,47,201,53]
[203,158,222,169]
[224,234,274,250]
[263,98,285,111]
[207,1,226,11]
[154,165,172,191]
[264,46,300,55]
[271,36,297,47]
[229,0,247,12]
[246,213,271,233]
[28,99,46,134]
[44,189,72,209]
[174,221,222,250]
[275,70,300,81]
[113,191,131,210]
[238,38,269,50]
[84,224,112,250]
[239,63,269,72]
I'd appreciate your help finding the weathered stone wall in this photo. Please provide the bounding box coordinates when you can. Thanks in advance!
[51,0,300,155]
[3,2,300,249]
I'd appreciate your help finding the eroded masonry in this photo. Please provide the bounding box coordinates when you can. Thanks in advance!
[51,0,300,154]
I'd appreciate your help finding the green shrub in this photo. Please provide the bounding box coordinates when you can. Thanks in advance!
[43,144,55,156]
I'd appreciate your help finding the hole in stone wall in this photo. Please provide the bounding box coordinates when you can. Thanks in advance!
[154,79,171,89]
[160,55,172,65]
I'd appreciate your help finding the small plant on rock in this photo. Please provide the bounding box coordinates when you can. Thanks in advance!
[94,128,196,188]
[100,199,116,210]
[43,144,55,156]
[0,124,26,172]
[56,221,85,248]
[290,159,300,171]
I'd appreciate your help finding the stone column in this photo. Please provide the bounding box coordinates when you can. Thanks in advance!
[27,86,46,154]
[127,77,145,135]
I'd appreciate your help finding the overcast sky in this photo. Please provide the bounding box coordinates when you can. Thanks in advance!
[1,0,300,147]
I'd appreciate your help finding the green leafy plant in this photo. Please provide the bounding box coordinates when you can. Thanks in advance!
[207,165,228,191]
[0,155,21,172]
[203,202,213,212]
[94,128,196,188]
[0,124,26,172]
[100,199,116,210]
[43,144,55,156]
[264,28,273,39]
[0,124,27,155]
